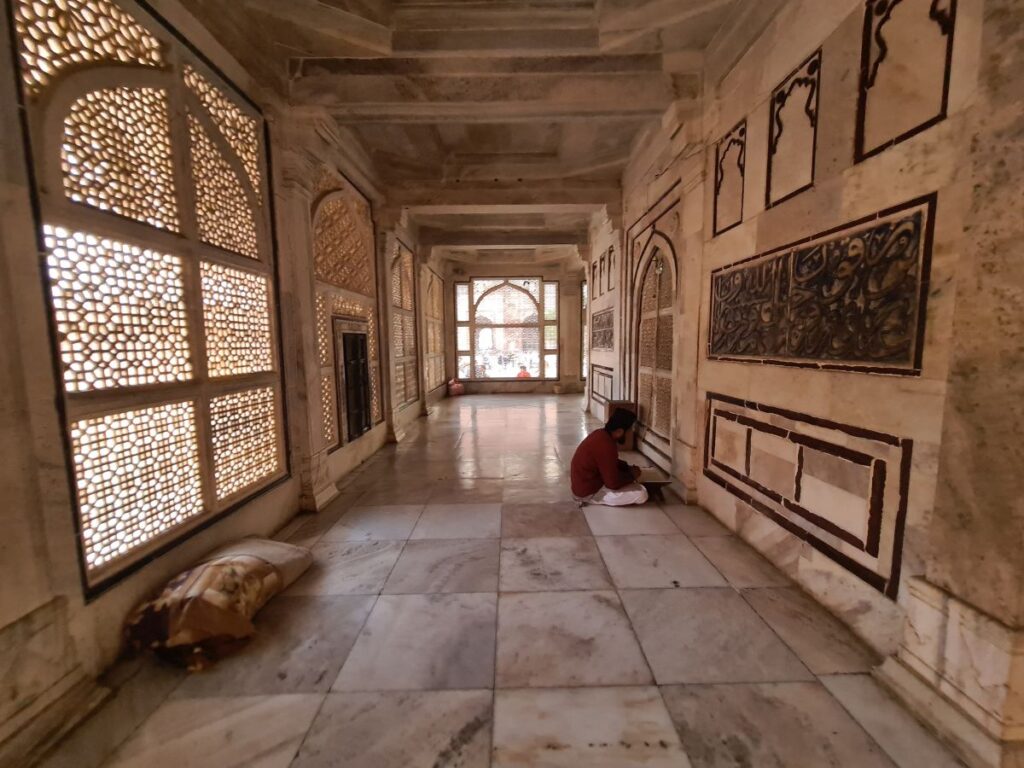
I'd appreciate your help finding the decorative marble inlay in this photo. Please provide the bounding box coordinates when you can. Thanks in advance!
[714,119,746,235]
[591,308,614,350]
[703,391,912,596]
[709,196,934,373]
[62,87,179,231]
[857,0,958,161]
[14,0,163,94]
[768,50,821,206]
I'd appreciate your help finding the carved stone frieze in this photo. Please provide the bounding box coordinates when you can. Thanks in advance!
[591,308,614,350]
[709,196,935,374]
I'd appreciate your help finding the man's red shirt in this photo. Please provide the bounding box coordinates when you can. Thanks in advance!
[570,428,631,498]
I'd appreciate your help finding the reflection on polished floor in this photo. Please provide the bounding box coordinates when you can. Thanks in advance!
[94,396,961,768]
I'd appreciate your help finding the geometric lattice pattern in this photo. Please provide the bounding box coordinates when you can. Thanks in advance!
[71,401,203,571]
[44,225,192,393]
[391,248,418,407]
[13,0,164,94]
[188,114,258,259]
[423,271,445,391]
[316,292,331,367]
[321,373,337,447]
[200,262,273,377]
[209,387,279,500]
[62,87,179,231]
[457,277,558,380]
[636,253,674,439]
[314,194,375,296]
[183,65,261,199]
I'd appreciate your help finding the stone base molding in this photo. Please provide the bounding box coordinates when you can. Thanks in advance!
[877,577,1024,768]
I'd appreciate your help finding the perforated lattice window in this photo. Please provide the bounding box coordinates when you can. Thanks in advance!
[189,114,259,259]
[45,226,192,393]
[183,65,261,199]
[455,278,558,380]
[321,374,337,447]
[15,0,283,588]
[636,254,674,439]
[391,248,418,406]
[210,387,280,500]
[71,402,203,572]
[423,271,445,391]
[62,87,179,231]
[201,262,274,378]
[13,0,163,94]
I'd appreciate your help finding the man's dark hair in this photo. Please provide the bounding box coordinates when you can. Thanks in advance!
[605,408,637,433]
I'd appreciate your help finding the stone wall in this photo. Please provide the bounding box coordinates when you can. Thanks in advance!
[611,0,1024,763]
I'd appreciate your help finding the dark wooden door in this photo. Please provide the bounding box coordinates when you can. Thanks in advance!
[343,332,371,441]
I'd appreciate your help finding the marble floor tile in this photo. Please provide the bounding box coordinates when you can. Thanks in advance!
[743,587,878,674]
[334,593,496,691]
[496,591,652,687]
[661,682,897,768]
[501,502,590,538]
[286,540,404,596]
[411,503,502,539]
[820,675,963,768]
[492,687,689,768]
[383,539,499,594]
[174,595,374,697]
[502,482,574,503]
[104,694,323,768]
[292,690,492,768]
[499,537,612,592]
[321,505,424,542]
[357,486,437,505]
[583,505,680,535]
[429,480,505,504]
[691,535,792,587]
[595,534,728,589]
[620,589,813,684]
[661,503,733,536]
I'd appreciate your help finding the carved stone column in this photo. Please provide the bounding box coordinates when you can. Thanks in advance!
[270,120,330,510]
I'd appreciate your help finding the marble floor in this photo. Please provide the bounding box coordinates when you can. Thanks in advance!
[78,395,962,768]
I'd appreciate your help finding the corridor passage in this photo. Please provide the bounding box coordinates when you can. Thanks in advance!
[98,396,960,768]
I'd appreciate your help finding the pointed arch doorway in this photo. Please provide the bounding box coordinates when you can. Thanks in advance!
[633,241,676,470]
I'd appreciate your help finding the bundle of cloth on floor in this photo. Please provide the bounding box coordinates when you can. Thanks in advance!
[125,538,311,670]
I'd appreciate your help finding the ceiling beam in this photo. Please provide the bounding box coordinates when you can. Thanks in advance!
[387,180,620,209]
[420,228,588,247]
[599,0,734,51]
[241,0,392,55]
[294,53,663,77]
[292,71,684,123]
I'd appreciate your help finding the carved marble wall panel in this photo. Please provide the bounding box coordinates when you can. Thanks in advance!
[767,50,821,206]
[590,364,614,405]
[591,308,614,350]
[856,0,958,161]
[713,119,746,235]
[704,393,911,597]
[313,192,375,297]
[709,195,935,374]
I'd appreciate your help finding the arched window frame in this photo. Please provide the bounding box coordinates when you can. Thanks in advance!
[10,0,286,593]
[453,277,559,381]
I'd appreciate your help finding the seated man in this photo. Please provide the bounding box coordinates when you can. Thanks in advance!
[570,408,649,506]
